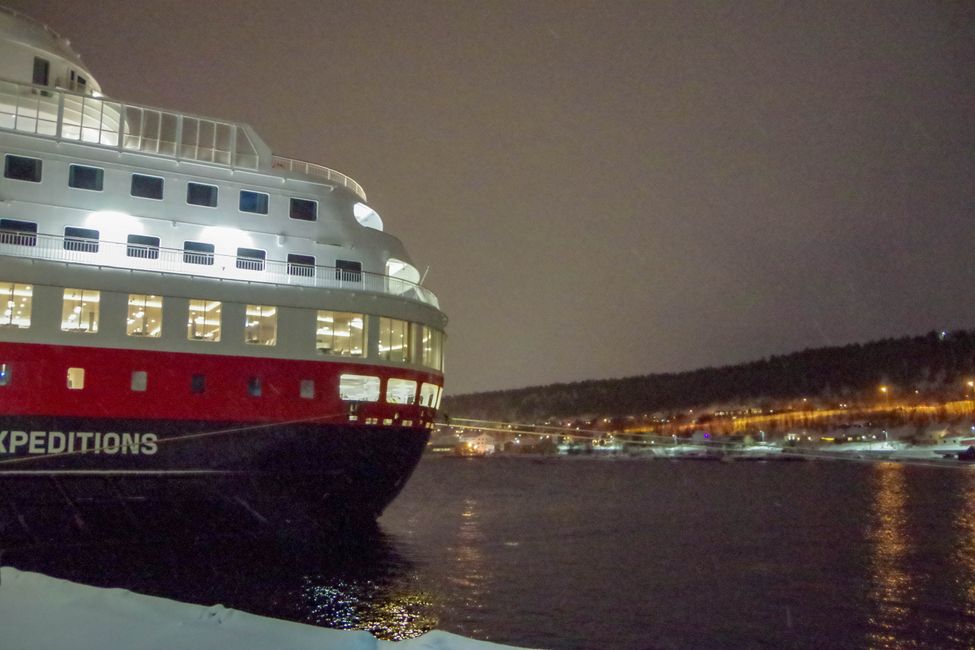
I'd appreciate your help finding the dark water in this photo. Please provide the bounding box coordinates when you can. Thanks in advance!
[7,457,975,649]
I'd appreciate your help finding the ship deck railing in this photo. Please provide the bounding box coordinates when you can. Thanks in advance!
[0,231,440,308]
[0,78,367,201]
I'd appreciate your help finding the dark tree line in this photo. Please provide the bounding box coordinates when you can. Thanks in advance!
[443,330,975,421]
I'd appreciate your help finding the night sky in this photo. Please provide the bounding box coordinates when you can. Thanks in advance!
[9,1,974,394]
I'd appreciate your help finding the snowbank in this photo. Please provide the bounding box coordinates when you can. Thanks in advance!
[0,567,529,650]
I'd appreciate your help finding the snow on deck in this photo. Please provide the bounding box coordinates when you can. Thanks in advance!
[0,567,529,650]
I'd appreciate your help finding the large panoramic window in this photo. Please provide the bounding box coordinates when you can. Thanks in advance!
[421,326,445,371]
[339,374,380,402]
[386,378,418,405]
[0,282,32,328]
[316,310,365,356]
[378,317,411,363]
[61,288,100,333]
[127,294,162,337]
[187,299,221,341]
[244,304,277,345]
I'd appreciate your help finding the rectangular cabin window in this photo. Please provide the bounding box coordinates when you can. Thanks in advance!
[386,378,418,405]
[239,190,269,214]
[300,379,315,399]
[187,299,221,341]
[0,282,32,328]
[32,57,50,86]
[67,367,85,390]
[316,310,366,357]
[190,374,206,394]
[64,227,99,253]
[236,247,266,271]
[127,294,162,337]
[131,174,164,200]
[61,288,100,333]
[289,198,317,221]
[287,254,315,277]
[131,371,148,392]
[339,374,380,402]
[335,260,361,282]
[0,363,10,386]
[244,304,276,346]
[247,376,262,397]
[68,165,104,191]
[126,234,160,259]
[0,219,37,247]
[186,182,218,207]
[183,241,214,265]
[378,317,411,363]
[4,155,42,183]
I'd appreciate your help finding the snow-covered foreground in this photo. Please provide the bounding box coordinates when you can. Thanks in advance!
[0,567,530,650]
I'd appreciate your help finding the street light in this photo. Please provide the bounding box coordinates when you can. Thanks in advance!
[880,385,889,408]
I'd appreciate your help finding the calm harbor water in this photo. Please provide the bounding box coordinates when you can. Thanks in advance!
[7,456,975,649]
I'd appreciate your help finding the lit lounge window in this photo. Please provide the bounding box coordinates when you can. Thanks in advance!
[300,379,315,399]
[187,299,221,341]
[183,241,214,265]
[244,304,276,345]
[287,254,315,277]
[64,226,99,253]
[0,282,32,328]
[131,174,163,199]
[335,259,361,282]
[316,310,365,356]
[421,326,445,371]
[378,317,411,363]
[187,182,218,207]
[131,371,148,392]
[239,190,269,214]
[236,247,266,271]
[67,367,85,390]
[127,234,160,259]
[419,382,440,408]
[0,363,10,386]
[68,164,104,191]
[386,378,417,404]
[339,374,380,402]
[0,219,38,247]
[61,288,100,333]
[4,155,42,182]
[127,294,162,337]
[289,198,317,221]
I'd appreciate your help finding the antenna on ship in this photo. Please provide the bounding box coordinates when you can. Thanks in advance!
[419,266,430,285]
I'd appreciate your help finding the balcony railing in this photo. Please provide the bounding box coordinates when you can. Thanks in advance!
[0,231,439,309]
[0,78,367,201]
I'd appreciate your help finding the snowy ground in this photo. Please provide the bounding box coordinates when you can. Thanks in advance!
[0,567,529,650]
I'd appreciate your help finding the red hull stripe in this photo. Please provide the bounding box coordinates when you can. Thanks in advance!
[0,342,442,424]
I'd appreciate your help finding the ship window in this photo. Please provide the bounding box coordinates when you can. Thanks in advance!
[335,260,361,282]
[190,374,206,394]
[386,378,417,404]
[67,367,85,390]
[244,304,276,346]
[127,234,160,259]
[316,310,366,357]
[247,376,262,397]
[183,241,214,265]
[289,198,317,221]
[187,182,218,207]
[239,190,269,214]
[419,382,440,408]
[0,219,37,247]
[131,371,148,392]
[127,294,162,337]
[131,174,164,200]
[236,247,266,271]
[0,363,9,386]
[33,57,50,86]
[64,227,99,253]
[300,379,315,399]
[421,326,445,371]
[61,288,100,333]
[287,254,315,277]
[68,165,104,191]
[0,282,32,328]
[339,374,380,402]
[378,317,411,363]
[187,299,221,341]
[4,155,42,183]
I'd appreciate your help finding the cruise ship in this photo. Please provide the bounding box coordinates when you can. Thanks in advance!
[0,7,445,545]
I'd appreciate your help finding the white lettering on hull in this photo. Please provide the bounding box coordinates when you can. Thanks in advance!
[0,431,158,455]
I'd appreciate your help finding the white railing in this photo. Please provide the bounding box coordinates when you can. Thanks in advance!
[0,78,367,200]
[0,231,439,309]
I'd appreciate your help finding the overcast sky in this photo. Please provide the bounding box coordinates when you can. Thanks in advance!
[10,0,974,394]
